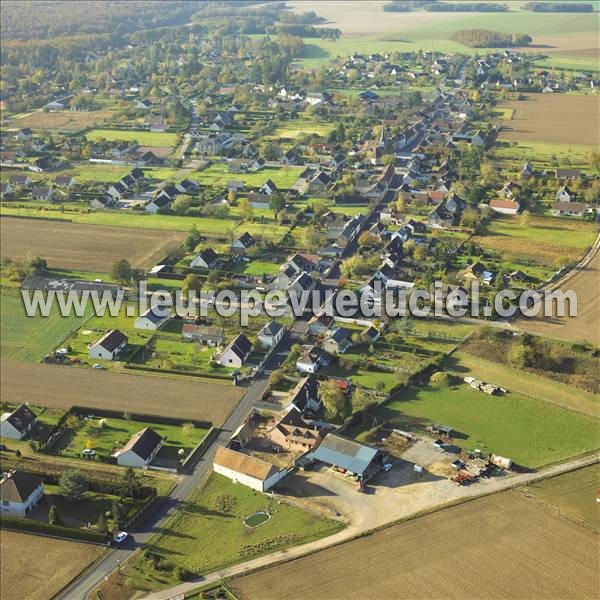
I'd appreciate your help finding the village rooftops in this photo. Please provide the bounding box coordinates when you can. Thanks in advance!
[93,329,128,352]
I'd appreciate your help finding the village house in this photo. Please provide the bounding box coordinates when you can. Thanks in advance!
[258,179,278,195]
[267,405,324,452]
[257,321,285,349]
[551,202,587,217]
[88,329,128,361]
[459,262,495,286]
[0,404,37,440]
[190,248,218,269]
[323,327,353,354]
[54,175,76,188]
[489,198,520,216]
[135,305,172,330]
[296,345,332,374]
[0,471,44,517]
[231,232,256,254]
[219,333,253,368]
[181,323,225,346]
[213,446,288,492]
[113,427,163,468]
[556,186,575,203]
[555,168,581,180]
[0,182,13,199]
[286,375,321,415]
[31,186,53,202]
[308,314,334,337]
[145,194,172,214]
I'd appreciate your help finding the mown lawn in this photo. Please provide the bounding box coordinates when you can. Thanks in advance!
[350,383,599,468]
[53,415,208,464]
[0,205,238,235]
[123,473,343,591]
[85,129,178,148]
[0,287,92,362]
[71,164,181,183]
[194,164,303,189]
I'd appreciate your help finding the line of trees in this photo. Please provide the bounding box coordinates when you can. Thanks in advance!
[523,2,594,12]
[425,3,509,12]
[451,29,532,48]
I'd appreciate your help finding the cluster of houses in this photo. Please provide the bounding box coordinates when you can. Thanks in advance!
[91,167,146,208]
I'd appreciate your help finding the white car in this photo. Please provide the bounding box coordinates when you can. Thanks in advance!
[383,463,392,472]
[92,363,105,369]
[113,531,128,545]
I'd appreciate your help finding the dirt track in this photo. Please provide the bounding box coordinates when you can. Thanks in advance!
[518,237,600,345]
[0,217,185,271]
[0,361,243,425]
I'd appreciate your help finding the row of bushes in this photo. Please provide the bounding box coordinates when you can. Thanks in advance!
[0,514,107,542]
[124,362,233,381]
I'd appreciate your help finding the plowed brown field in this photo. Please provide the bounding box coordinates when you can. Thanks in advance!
[230,492,600,600]
[0,217,185,271]
[0,361,243,425]
[0,530,105,600]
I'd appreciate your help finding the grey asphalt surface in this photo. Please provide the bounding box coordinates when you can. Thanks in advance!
[56,322,306,600]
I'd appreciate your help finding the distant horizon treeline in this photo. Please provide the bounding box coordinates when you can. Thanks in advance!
[523,2,594,12]
[384,1,509,11]
[451,29,533,48]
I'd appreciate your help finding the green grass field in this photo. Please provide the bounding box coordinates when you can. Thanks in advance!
[520,464,600,530]
[0,206,238,235]
[70,164,181,183]
[53,414,208,466]
[85,129,177,148]
[267,118,334,139]
[492,140,597,171]
[350,379,599,468]
[194,164,303,189]
[450,351,599,419]
[123,473,343,591]
[0,288,92,362]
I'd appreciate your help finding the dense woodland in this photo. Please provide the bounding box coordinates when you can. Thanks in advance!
[523,2,595,12]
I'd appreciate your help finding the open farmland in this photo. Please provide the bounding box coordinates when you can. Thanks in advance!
[0,217,186,270]
[498,94,600,146]
[0,361,244,425]
[230,491,600,600]
[471,216,598,268]
[348,375,599,468]
[10,109,114,132]
[518,241,600,345]
[85,129,177,147]
[521,464,600,530]
[0,530,105,600]
[0,288,91,362]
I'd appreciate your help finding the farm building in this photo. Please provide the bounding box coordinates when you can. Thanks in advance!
[112,427,163,468]
[0,404,37,440]
[190,248,218,269]
[135,305,171,330]
[489,199,520,216]
[213,446,288,492]
[88,329,128,361]
[0,471,44,517]
[306,433,388,482]
[551,202,587,217]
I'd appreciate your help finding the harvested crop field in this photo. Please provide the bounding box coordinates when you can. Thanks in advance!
[0,217,185,271]
[10,109,114,132]
[0,361,244,425]
[521,464,600,531]
[230,492,600,600]
[498,94,599,146]
[518,240,600,346]
[0,529,105,600]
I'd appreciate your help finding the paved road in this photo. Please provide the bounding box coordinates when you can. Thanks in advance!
[56,323,306,600]
[143,452,599,600]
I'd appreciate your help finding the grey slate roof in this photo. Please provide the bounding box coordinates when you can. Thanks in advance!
[309,433,380,476]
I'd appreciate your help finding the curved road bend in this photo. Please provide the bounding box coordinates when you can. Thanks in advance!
[57,321,307,600]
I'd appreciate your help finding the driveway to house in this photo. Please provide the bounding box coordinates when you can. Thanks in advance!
[142,451,599,600]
